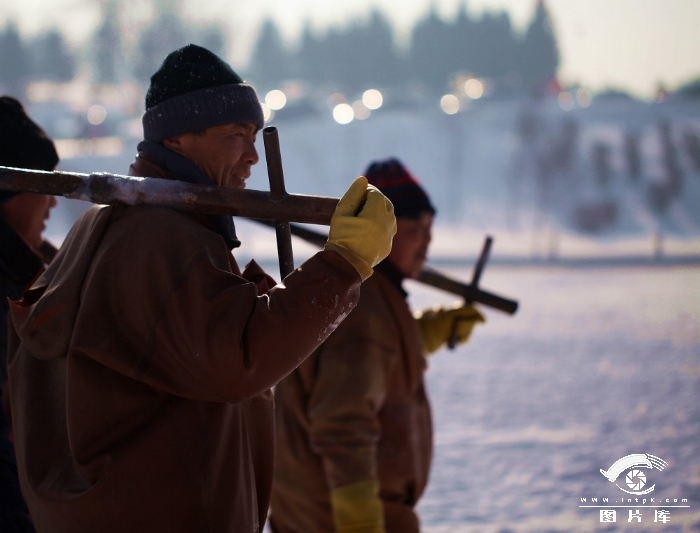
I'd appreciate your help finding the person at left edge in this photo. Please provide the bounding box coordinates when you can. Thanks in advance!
[4,44,396,533]
[0,95,59,533]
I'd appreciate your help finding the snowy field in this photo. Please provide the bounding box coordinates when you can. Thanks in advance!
[408,264,700,533]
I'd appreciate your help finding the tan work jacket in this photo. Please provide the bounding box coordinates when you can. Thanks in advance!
[271,266,433,533]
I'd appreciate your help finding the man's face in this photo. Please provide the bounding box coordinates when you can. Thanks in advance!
[0,193,57,250]
[388,211,433,279]
[164,122,259,188]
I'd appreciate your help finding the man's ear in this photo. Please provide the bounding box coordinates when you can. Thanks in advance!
[163,135,186,156]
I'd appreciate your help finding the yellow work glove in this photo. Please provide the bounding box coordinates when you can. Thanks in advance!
[324,176,397,281]
[330,480,385,533]
[415,302,485,355]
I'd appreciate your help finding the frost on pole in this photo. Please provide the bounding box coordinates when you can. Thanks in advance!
[0,165,338,225]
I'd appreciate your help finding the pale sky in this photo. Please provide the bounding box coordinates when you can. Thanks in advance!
[1,0,699,98]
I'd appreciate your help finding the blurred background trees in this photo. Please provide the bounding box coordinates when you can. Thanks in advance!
[247,1,560,97]
[0,0,561,99]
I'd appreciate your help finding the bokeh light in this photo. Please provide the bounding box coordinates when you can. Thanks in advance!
[464,78,484,99]
[440,94,460,115]
[332,103,354,124]
[352,101,371,120]
[87,104,106,125]
[261,103,273,122]
[265,89,287,110]
[558,91,574,111]
[362,89,383,110]
[327,93,347,110]
[576,88,592,108]
[281,82,304,100]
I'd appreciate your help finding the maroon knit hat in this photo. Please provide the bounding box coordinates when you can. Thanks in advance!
[364,158,436,218]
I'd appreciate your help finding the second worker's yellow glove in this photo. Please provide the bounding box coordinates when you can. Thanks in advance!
[330,480,385,533]
[415,302,485,355]
[324,176,397,281]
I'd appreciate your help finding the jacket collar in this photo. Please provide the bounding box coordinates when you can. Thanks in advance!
[376,258,408,298]
[133,139,241,250]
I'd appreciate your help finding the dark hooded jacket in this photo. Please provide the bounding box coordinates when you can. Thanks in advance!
[5,147,361,533]
[1,215,42,532]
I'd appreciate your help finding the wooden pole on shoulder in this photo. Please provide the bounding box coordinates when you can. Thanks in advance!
[0,166,339,225]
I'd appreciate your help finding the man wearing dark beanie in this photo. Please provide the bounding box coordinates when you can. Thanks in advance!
[271,158,484,533]
[5,44,396,533]
[0,95,59,533]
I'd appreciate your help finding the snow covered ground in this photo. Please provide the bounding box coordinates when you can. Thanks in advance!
[410,264,699,532]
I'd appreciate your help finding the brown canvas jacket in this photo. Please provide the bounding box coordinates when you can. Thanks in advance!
[4,152,361,533]
[270,267,433,533]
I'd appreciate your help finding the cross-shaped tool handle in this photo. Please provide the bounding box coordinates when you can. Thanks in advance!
[263,126,295,279]
[447,235,493,350]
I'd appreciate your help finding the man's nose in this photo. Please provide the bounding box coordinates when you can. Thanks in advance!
[245,139,259,165]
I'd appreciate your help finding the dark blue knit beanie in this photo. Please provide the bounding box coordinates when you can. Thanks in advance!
[364,158,436,218]
[142,44,264,141]
[0,96,59,204]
